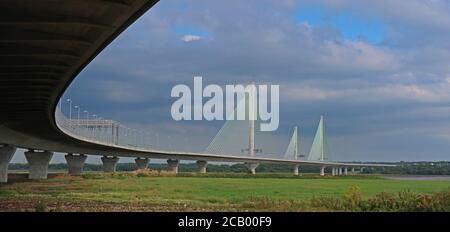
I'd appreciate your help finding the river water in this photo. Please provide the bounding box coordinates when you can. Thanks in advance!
[383,175,450,181]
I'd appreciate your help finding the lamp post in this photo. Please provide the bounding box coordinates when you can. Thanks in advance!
[66,99,72,129]
[66,99,72,120]
[74,106,80,134]
[83,110,89,138]
[98,117,104,143]
[92,114,97,140]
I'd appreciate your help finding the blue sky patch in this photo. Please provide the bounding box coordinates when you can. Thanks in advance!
[296,6,386,44]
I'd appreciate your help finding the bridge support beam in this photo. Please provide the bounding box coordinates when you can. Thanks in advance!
[245,162,259,175]
[320,166,325,176]
[360,167,364,173]
[0,145,16,183]
[331,167,336,176]
[24,150,53,180]
[101,156,119,173]
[135,158,149,169]
[344,167,348,176]
[167,159,179,173]
[293,165,299,176]
[65,154,87,175]
[196,160,208,173]
[351,168,355,174]
[338,167,343,175]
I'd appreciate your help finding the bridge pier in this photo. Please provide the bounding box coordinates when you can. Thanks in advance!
[167,159,179,173]
[351,167,355,174]
[320,166,325,176]
[344,167,348,175]
[0,145,16,183]
[293,165,299,175]
[24,150,53,180]
[245,162,259,175]
[135,158,149,169]
[331,167,336,176]
[101,156,119,173]
[360,167,365,173]
[196,160,208,173]
[338,167,343,175]
[65,153,87,175]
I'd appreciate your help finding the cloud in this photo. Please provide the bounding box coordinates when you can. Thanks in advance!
[180,34,202,42]
[283,81,450,103]
[316,40,399,73]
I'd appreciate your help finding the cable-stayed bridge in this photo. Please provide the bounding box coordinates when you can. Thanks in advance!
[0,0,393,183]
[54,89,388,176]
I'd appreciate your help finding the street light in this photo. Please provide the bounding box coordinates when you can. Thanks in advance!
[83,110,89,138]
[97,117,104,142]
[74,106,80,132]
[92,114,97,140]
[66,98,72,120]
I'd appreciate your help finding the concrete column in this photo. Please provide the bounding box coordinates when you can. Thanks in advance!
[351,167,355,174]
[24,150,53,180]
[245,162,259,175]
[360,167,365,173]
[331,167,336,176]
[344,167,348,175]
[293,165,299,176]
[101,156,119,173]
[0,145,16,183]
[196,160,208,173]
[167,159,179,173]
[320,166,325,176]
[135,158,149,169]
[65,153,87,175]
[338,167,343,175]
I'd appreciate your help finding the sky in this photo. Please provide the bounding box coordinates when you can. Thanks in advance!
[13,0,450,163]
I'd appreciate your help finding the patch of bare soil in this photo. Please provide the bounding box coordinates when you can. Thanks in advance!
[0,198,228,212]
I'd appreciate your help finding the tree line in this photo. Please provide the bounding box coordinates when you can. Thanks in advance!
[8,161,450,175]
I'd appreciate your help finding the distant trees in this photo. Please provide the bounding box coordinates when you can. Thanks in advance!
[362,162,450,175]
[8,161,450,175]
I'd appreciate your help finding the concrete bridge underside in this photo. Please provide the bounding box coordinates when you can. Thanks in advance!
[0,0,160,155]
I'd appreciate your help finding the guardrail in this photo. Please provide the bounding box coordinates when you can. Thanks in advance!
[55,107,164,150]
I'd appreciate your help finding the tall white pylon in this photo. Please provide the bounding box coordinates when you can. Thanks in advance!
[308,115,331,161]
[284,126,300,160]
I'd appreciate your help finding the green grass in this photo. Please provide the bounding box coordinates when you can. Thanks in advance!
[1,174,449,211]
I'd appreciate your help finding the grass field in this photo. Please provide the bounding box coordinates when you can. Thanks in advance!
[1,173,449,211]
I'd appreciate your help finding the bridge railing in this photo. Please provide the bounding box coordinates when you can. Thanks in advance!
[55,107,166,150]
